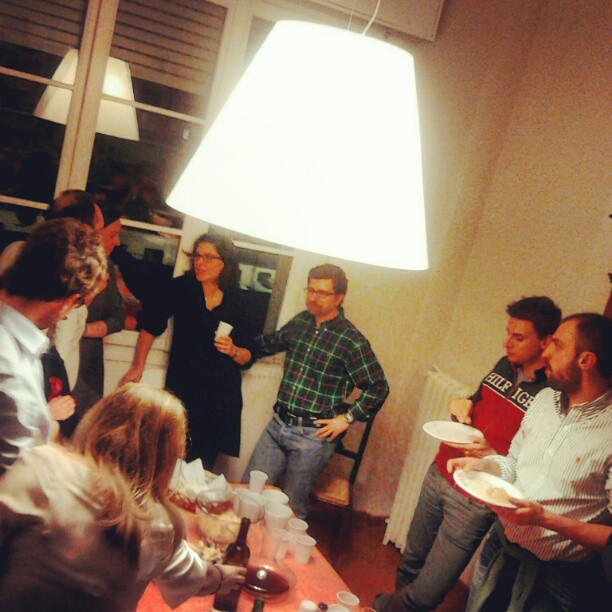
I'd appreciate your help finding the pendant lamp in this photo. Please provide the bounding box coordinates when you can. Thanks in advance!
[168,21,427,270]
[34,49,139,141]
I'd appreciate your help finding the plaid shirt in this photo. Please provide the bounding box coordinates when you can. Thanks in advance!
[254,310,389,421]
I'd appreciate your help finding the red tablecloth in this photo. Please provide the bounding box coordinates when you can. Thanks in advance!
[137,492,348,611]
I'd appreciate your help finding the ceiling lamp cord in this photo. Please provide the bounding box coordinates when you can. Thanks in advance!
[362,0,383,35]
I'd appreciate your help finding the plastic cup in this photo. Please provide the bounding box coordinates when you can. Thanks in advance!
[264,502,292,530]
[263,526,286,559]
[294,534,316,565]
[275,530,293,561]
[216,321,233,336]
[237,489,266,522]
[336,592,360,611]
[288,517,308,534]
[298,601,318,612]
[288,518,308,547]
[249,470,268,494]
[328,606,349,612]
[262,489,289,506]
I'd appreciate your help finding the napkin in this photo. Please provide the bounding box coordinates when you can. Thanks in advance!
[169,460,233,503]
[170,459,212,500]
[199,473,234,503]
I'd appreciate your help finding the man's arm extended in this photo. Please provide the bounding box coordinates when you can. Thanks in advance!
[494,499,612,553]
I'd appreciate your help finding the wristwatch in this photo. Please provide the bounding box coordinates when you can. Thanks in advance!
[343,411,355,424]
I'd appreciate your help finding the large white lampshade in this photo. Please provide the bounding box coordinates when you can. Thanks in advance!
[168,21,427,270]
[34,49,139,141]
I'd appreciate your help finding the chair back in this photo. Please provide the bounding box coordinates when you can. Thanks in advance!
[335,415,376,486]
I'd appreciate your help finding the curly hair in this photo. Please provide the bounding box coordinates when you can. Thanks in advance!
[0,218,107,302]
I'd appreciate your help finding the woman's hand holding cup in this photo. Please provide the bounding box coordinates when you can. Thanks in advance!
[214,321,235,355]
[214,333,235,356]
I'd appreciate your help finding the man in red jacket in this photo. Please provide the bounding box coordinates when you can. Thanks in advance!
[374,296,561,611]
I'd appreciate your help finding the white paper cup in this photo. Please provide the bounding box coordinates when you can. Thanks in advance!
[216,321,233,336]
[298,601,318,612]
[249,470,268,494]
[264,502,292,530]
[237,489,266,522]
[275,531,293,561]
[327,605,349,612]
[288,518,308,547]
[232,491,241,514]
[336,591,360,611]
[262,489,289,506]
[294,534,316,565]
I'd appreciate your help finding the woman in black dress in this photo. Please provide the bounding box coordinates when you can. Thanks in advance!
[120,233,253,469]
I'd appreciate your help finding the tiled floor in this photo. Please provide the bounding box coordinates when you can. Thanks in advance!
[308,507,469,611]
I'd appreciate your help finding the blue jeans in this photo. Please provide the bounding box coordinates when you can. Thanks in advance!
[468,523,610,612]
[374,462,494,611]
[243,414,337,519]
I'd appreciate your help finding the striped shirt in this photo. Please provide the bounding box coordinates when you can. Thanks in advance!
[486,386,612,561]
[254,310,389,421]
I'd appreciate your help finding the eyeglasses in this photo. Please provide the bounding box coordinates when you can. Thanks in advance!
[304,287,336,298]
[192,253,222,263]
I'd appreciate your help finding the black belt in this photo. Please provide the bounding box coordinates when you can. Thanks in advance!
[275,406,320,427]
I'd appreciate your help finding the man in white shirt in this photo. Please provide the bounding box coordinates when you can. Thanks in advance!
[449,313,611,610]
[0,218,107,473]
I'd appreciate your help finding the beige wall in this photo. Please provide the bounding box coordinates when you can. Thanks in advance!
[333,0,610,516]
[106,0,609,517]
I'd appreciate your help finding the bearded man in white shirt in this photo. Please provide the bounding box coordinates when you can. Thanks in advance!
[0,218,107,474]
[449,313,611,611]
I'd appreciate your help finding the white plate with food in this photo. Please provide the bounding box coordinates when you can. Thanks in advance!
[453,469,526,508]
[422,421,485,444]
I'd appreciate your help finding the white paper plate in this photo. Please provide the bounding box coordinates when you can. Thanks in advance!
[422,421,484,444]
[453,469,525,508]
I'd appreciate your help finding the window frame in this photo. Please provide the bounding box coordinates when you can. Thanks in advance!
[0,0,356,337]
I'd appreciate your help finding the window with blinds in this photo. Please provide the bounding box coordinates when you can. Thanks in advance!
[0,0,87,64]
[111,0,226,98]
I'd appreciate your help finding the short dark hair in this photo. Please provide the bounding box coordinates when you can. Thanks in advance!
[99,202,122,228]
[308,264,348,295]
[187,233,240,290]
[51,189,95,213]
[506,296,562,338]
[48,198,96,228]
[562,313,612,379]
[1,218,107,302]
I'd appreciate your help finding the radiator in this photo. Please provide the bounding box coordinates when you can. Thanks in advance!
[383,367,471,551]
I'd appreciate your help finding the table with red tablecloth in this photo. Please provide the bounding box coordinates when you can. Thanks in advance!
[137,489,348,611]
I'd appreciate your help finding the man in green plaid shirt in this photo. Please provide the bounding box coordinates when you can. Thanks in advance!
[243,264,389,518]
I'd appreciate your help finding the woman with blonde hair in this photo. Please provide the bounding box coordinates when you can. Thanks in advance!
[0,383,244,611]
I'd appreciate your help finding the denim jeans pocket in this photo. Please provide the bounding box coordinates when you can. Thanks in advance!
[299,425,325,441]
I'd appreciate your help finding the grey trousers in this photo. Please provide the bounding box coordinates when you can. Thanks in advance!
[374,463,494,611]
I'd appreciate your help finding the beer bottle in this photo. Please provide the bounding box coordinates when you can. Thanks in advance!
[212,518,251,611]
[251,597,265,610]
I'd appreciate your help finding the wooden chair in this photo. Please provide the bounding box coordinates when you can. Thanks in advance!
[309,413,377,562]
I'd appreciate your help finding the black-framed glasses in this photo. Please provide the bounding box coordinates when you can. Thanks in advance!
[192,253,222,263]
[304,287,336,298]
